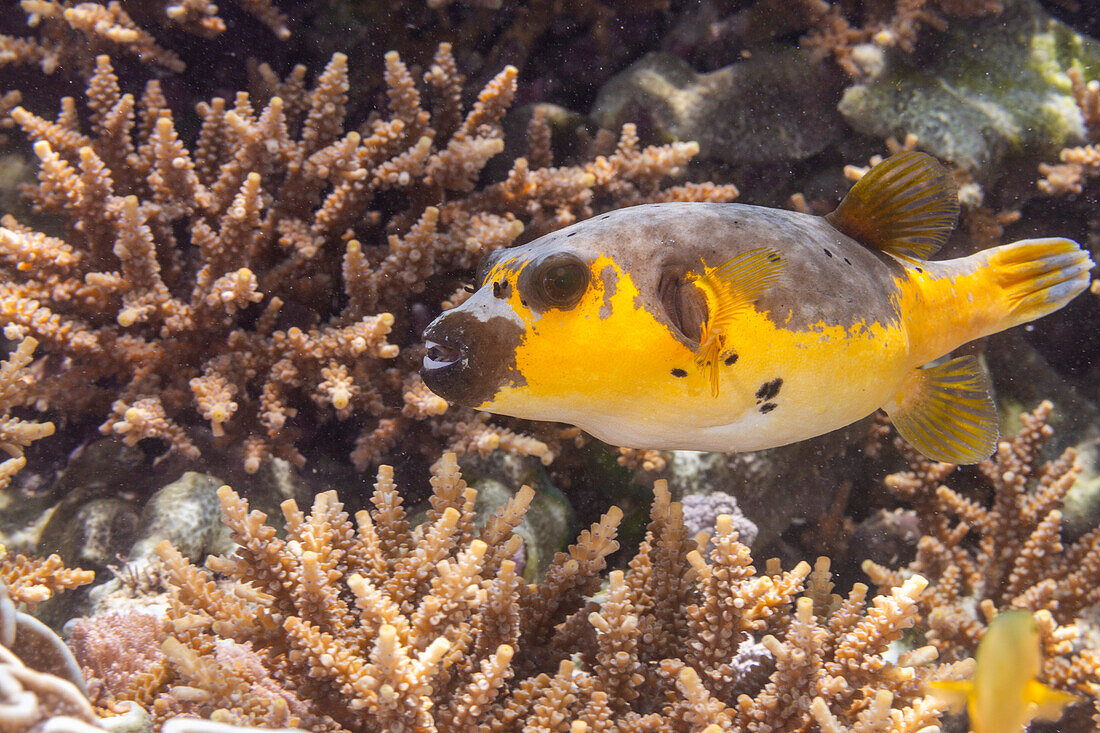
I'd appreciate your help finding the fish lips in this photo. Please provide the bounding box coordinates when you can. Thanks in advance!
[420,291,526,408]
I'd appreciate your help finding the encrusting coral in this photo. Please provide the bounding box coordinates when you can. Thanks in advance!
[65,455,962,731]
[864,401,1100,725]
[0,43,734,473]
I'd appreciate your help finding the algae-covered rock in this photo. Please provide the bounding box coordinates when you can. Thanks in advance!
[450,453,574,583]
[1063,438,1100,538]
[838,0,1100,177]
[126,472,234,566]
[36,436,315,572]
[592,50,845,165]
[465,474,572,583]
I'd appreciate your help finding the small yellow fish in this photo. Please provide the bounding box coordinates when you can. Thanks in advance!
[421,152,1093,463]
[928,610,1081,733]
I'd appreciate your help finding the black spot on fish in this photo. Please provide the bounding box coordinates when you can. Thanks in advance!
[521,299,528,307]
[493,280,509,299]
[600,214,610,220]
[567,231,576,237]
[724,353,738,366]
[755,378,782,402]
[671,368,688,378]
[464,283,476,293]
[759,402,777,414]
[915,267,924,273]
[844,258,852,265]
[823,248,833,257]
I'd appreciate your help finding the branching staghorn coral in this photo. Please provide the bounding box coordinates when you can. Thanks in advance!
[76,457,961,731]
[865,401,1100,723]
[0,337,54,490]
[0,44,733,473]
[0,544,94,610]
[0,0,290,75]
[798,0,1004,76]
[115,454,623,730]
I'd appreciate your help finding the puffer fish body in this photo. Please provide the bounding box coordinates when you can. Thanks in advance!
[928,610,1081,733]
[421,152,1093,463]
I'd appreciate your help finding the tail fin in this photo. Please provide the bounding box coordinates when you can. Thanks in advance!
[903,236,1093,387]
[986,237,1093,329]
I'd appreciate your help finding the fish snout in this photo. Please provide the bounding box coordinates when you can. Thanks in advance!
[419,293,525,408]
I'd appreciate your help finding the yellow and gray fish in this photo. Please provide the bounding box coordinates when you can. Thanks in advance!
[927,609,1081,733]
[420,152,1094,464]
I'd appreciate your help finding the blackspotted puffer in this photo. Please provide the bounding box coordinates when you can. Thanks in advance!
[420,151,1094,464]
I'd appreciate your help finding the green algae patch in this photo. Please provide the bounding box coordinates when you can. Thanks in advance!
[838,0,1100,178]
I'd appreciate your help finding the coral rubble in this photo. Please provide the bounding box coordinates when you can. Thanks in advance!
[0,43,731,473]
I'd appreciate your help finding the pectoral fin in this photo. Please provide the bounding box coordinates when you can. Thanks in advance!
[884,355,998,464]
[686,248,784,396]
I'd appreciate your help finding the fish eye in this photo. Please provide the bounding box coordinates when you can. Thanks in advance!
[533,254,589,309]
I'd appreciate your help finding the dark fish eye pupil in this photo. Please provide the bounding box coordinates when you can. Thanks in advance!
[539,259,587,306]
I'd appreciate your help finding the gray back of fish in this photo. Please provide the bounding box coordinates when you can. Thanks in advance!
[506,202,905,333]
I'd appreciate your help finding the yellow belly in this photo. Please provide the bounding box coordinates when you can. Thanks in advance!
[488,256,912,451]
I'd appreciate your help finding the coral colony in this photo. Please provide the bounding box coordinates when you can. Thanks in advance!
[0,1,1098,731]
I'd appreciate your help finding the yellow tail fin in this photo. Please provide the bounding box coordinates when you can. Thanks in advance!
[985,237,1093,328]
[903,237,1093,368]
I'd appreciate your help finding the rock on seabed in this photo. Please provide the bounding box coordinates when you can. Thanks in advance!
[592,50,846,165]
[839,0,1100,177]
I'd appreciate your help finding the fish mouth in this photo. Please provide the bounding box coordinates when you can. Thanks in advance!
[422,339,465,374]
[419,303,525,409]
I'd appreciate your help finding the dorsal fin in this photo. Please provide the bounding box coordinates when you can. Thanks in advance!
[826,150,959,261]
[686,248,784,396]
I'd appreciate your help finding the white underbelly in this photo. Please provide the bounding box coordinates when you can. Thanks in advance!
[574,378,896,452]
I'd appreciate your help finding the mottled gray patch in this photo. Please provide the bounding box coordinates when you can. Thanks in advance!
[599,263,618,319]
